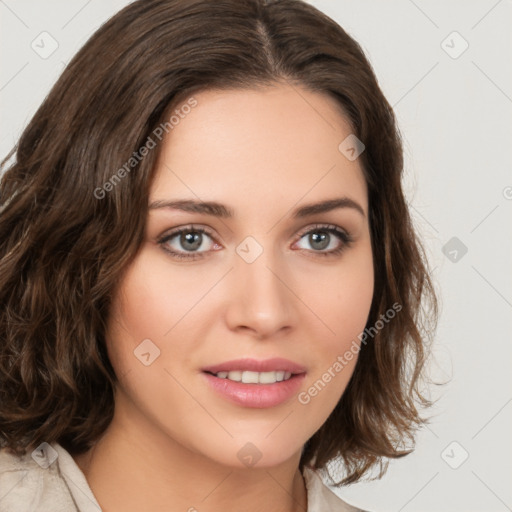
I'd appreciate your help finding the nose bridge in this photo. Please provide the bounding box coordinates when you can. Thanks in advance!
[226,234,294,336]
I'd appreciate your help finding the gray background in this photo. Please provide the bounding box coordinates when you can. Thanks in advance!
[1,1,511,511]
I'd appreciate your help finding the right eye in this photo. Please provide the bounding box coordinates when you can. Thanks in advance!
[158,225,222,260]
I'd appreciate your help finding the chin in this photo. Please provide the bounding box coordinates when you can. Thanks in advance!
[189,435,303,470]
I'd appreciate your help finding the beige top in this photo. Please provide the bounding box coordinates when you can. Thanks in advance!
[0,442,367,511]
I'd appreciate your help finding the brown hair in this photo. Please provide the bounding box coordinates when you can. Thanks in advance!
[0,0,437,485]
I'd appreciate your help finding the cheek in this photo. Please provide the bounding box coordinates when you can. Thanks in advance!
[107,247,202,347]
[104,250,175,381]
[307,240,374,351]
[103,252,197,441]
[103,244,221,411]
[297,242,373,416]
[337,240,374,333]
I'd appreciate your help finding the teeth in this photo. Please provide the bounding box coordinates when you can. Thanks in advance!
[214,370,294,384]
[242,371,259,384]
[257,371,278,384]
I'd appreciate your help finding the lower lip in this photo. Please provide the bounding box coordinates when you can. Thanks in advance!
[202,372,306,408]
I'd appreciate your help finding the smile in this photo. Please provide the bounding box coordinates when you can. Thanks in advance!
[209,370,293,384]
[202,371,306,408]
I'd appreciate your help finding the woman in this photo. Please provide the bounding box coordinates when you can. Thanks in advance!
[0,0,437,511]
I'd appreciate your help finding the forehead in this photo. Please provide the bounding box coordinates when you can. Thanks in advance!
[150,84,368,216]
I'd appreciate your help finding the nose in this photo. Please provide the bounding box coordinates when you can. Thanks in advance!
[224,246,297,340]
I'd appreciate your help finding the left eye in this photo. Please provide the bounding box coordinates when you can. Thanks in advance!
[294,225,352,255]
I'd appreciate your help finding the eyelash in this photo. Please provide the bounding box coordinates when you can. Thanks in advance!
[157,223,353,261]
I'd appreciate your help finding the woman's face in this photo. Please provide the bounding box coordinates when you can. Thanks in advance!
[105,83,374,468]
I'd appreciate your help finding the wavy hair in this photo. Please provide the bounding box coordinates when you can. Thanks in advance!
[0,0,437,485]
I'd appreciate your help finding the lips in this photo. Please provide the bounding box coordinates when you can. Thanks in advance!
[201,358,307,408]
[201,357,307,375]
[202,372,306,408]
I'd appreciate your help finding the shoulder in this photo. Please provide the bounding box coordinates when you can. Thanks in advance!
[0,442,101,512]
[302,466,371,512]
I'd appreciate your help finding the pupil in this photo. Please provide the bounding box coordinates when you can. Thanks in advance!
[310,232,329,250]
[181,232,202,251]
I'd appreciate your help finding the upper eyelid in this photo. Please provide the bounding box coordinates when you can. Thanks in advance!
[160,223,348,238]
[159,224,216,242]
[296,223,348,237]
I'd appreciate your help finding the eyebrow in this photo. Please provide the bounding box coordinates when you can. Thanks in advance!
[148,197,365,218]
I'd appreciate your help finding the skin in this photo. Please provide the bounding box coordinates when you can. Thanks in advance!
[73,83,374,512]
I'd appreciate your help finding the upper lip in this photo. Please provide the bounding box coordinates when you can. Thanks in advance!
[202,358,307,374]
